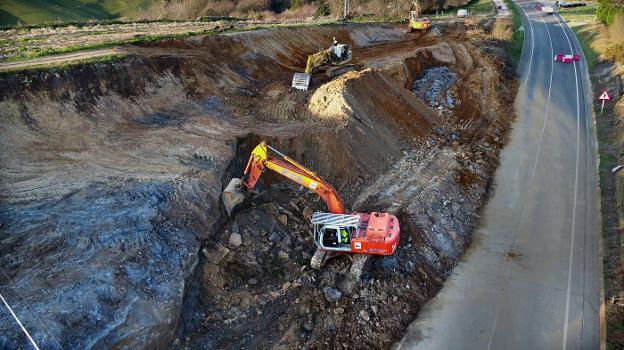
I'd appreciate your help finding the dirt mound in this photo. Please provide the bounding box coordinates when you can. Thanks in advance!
[309,69,436,137]
[0,23,516,349]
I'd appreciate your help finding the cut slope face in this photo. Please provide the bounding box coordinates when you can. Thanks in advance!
[309,69,436,137]
[0,23,515,349]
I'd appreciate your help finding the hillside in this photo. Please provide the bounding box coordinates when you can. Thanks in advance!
[1,0,479,27]
[0,0,157,26]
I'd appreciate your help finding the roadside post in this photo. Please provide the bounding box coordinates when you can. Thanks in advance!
[598,89,611,115]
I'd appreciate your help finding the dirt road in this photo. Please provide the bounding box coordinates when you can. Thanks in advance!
[0,48,125,71]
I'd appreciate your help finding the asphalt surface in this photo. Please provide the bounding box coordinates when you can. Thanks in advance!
[396,1,603,349]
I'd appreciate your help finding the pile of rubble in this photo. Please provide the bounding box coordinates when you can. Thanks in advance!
[412,66,458,110]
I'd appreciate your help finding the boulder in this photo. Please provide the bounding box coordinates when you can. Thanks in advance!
[323,287,343,303]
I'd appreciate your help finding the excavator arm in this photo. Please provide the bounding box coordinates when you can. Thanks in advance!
[304,50,331,74]
[412,0,421,17]
[239,142,345,214]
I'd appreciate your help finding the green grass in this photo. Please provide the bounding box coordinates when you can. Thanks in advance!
[601,152,617,166]
[559,2,598,23]
[559,3,600,70]
[503,0,524,69]
[570,24,599,69]
[464,0,497,15]
[0,0,158,26]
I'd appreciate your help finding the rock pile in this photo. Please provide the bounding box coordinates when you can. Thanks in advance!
[412,66,458,108]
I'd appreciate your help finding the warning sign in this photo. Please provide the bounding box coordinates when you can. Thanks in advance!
[598,90,611,100]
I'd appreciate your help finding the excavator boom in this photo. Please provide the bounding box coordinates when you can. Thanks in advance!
[223,142,345,215]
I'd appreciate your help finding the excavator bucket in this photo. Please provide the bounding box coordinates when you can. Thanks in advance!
[291,73,311,91]
[222,178,246,216]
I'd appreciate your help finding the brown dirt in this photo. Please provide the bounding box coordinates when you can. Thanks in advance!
[0,22,516,349]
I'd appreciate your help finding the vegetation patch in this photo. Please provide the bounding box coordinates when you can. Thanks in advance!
[0,0,158,26]
[560,2,624,66]
[503,0,524,69]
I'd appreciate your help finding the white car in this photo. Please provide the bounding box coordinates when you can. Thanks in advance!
[542,6,555,13]
[457,9,468,17]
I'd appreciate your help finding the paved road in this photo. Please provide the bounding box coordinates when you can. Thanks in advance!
[396,1,604,349]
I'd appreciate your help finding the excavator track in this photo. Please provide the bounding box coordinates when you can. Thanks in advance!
[310,248,327,270]
[327,64,357,78]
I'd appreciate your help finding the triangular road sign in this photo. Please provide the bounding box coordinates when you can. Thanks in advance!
[598,90,611,100]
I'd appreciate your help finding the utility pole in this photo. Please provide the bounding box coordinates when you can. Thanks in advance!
[343,0,348,19]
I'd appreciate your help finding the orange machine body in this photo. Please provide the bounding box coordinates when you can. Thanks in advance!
[238,142,400,256]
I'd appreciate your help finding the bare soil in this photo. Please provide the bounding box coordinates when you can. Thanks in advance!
[0,21,516,349]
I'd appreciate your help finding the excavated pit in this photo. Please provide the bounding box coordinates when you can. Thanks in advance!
[0,22,516,349]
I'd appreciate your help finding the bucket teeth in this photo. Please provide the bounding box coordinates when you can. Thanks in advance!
[222,178,246,216]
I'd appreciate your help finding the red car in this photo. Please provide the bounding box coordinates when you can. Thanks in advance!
[554,54,581,63]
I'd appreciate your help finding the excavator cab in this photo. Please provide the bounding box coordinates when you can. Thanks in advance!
[409,11,431,31]
[312,211,400,255]
[312,212,361,252]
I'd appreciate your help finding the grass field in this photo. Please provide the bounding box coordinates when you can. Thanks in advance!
[558,2,602,70]
[0,0,157,26]
[503,0,524,69]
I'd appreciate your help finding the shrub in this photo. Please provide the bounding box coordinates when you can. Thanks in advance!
[278,4,316,19]
[491,18,513,40]
[203,0,237,16]
[609,12,624,37]
[597,0,623,25]
[616,171,624,226]
[605,42,624,64]
[236,0,270,13]
[315,1,331,16]
[290,0,305,9]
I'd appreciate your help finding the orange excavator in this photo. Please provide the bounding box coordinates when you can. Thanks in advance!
[222,142,400,269]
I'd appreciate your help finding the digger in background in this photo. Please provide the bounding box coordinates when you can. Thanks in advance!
[291,37,356,91]
[408,0,431,32]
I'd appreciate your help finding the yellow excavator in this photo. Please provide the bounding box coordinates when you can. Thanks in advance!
[408,0,431,32]
[291,38,356,91]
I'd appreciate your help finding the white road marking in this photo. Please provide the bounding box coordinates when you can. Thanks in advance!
[528,5,556,187]
[519,0,536,95]
[553,13,582,350]
[485,2,555,348]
